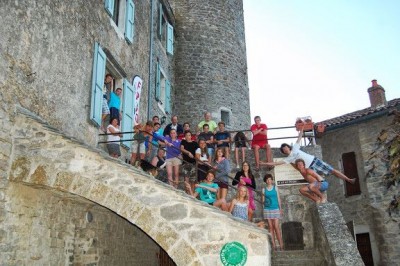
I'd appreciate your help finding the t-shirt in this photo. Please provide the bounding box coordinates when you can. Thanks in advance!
[107,125,120,143]
[251,123,268,145]
[198,132,214,149]
[163,136,181,159]
[195,182,219,203]
[181,139,199,164]
[195,148,209,162]
[283,143,315,167]
[215,130,230,147]
[108,91,120,109]
[198,120,218,132]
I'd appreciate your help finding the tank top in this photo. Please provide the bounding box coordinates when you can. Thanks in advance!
[232,201,248,220]
[264,185,279,210]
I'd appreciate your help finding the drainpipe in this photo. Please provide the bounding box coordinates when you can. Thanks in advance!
[147,0,154,120]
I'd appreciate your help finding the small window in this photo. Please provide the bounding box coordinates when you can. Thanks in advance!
[342,152,361,196]
[221,110,230,126]
[105,0,135,44]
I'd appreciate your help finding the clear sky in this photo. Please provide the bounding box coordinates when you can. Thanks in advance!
[243,0,400,147]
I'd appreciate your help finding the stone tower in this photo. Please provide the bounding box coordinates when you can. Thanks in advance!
[171,0,251,130]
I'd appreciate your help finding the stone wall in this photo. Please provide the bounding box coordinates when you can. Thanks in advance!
[171,0,251,130]
[317,116,400,265]
[0,0,151,147]
[1,183,159,266]
[1,109,271,265]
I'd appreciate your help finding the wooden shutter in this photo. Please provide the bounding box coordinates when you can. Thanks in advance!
[90,43,106,126]
[155,62,161,101]
[105,0,115,16]
[166,22,174,55]
[124,0,135,43]
[342,152,361,196]
[165,79,171,114]
[121,79,135,147]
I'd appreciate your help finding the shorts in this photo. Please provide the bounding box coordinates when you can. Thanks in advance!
[235,141,247,148]
[182,163,197,182]
[217,143,230,148]
[251,141,267,148]
[310,158,334,176]
[308,180,329,192]
[216,181,228,189]
[102,98,110,114]
[197,163,210,182]
[207,148,215,158]
[166,157,182,166]
[107,143,121,156]
[263,209,281,219]
[131,141,146,154]
[109,107,120,122]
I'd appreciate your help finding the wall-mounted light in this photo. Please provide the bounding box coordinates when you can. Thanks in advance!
[161,116,167,125]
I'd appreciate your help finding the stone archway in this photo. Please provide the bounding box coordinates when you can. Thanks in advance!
[6,113,270,265]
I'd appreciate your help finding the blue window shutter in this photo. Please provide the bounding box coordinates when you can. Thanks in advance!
[125,0,135,43]
[166,23,174,55]
[155,62,161,101]
[158,3,163,37]
[105,0,115,16]
[121,79,135,147]
[90,43,106,126]
[165,79,171,114]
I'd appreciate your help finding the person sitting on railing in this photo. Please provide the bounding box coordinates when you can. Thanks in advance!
[131,121,153,167]
[163,115,183,137]
[233,131,248,169]
[229,186,249,221]
[198,124,215,161]
[151,148,167,183]
[212,148,230,202]
[185,170,228,211]
[233,162,256,221]
[197,111,218,134]
[214,121,231,159]
[178,122,197,141]
[180,130,199,194]
[106,117,122,158]
[295,159,328,204]
[195,139,212,182]
[261,126,356,184]
[250,116,272,171]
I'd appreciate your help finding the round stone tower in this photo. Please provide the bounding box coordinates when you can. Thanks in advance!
[171,0,251,130]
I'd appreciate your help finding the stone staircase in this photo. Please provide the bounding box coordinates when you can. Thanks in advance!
[271,250,328,266]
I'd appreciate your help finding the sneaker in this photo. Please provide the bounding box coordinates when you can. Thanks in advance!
[236,164,240,169]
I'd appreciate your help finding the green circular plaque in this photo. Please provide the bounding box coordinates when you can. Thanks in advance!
[220,241,247,266]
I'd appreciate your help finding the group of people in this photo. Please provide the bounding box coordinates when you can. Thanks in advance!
[105,104,358,251]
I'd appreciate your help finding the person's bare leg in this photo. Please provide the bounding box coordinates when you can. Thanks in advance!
[224,147,230,159]
[267,219,276,250]
[309,184,324,201]
[173,165,180,188]
[241,147,246,163]
[131,153,137,166]
[332,169,356,184]
[219,188,227,200]
[273,219,284,250]
[299,187,319,203]
[253,145,260,169]
[248,208,254,221]
[235,148,240,167]
[166,164,174,187]
[265,144,272,163]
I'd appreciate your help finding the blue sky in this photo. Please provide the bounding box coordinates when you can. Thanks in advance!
[243,0,400,147]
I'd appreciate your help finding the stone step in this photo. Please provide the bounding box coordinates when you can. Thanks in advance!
[272,250,328,266]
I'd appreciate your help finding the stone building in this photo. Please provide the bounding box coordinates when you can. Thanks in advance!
[0,0,269,265]
[317,80,400,265]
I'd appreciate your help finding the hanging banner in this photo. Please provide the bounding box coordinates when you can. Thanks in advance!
[273,158,308,186]
[132,75,143,125]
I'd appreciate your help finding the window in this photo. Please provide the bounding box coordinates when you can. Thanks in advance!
[90,43,136,148]
[221,110,231,126]
[155,61,171,114]
[104,0,135,44]
[158,3,174,55]
[342,152,361,196]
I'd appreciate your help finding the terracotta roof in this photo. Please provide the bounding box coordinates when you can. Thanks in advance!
[319,98,400,128]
